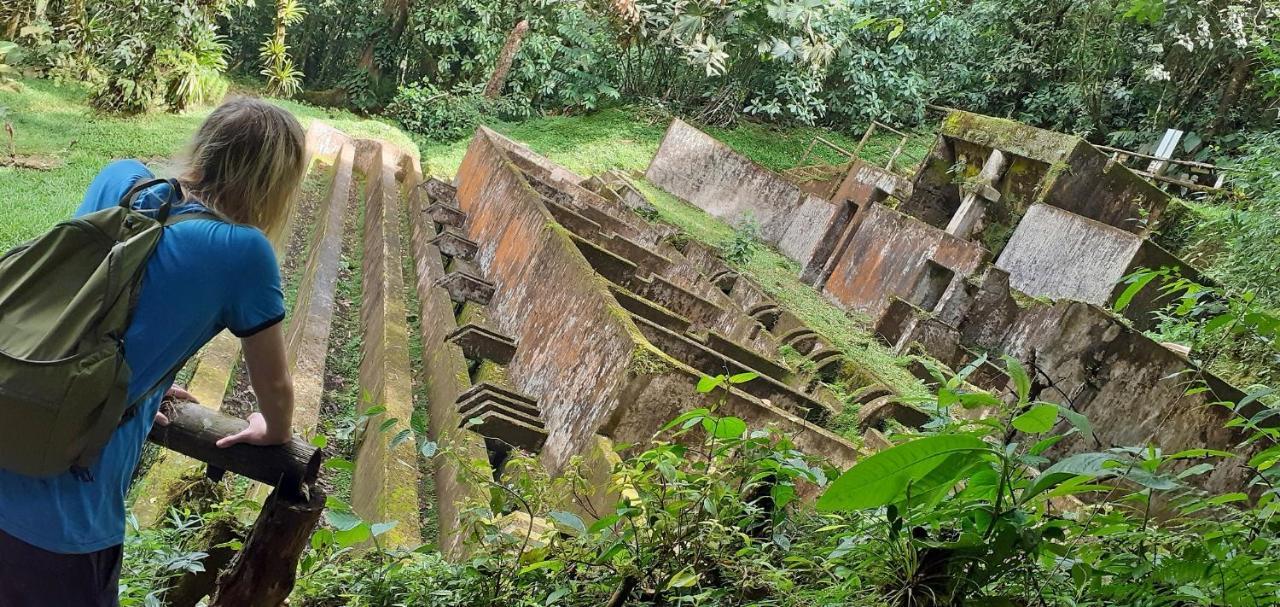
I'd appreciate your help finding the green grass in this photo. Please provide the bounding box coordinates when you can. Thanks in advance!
[0,77,415,250]
[418,107,668,178]
[416,106,933,179]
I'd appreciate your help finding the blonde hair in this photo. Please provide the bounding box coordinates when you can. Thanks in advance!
[179,98,306,238]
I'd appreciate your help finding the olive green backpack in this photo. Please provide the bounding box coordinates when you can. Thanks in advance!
[0,178,212,478]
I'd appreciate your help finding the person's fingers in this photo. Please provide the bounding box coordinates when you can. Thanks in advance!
[216,429,253,448]
[154,411,170,426]
[167,386,199,403]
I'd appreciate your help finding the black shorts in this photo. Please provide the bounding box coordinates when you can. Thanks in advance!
[0,528,121,607]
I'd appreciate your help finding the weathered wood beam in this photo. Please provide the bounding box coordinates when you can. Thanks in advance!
[147,399,321,499]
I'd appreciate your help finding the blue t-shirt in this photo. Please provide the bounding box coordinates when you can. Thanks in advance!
[0,160,286,554]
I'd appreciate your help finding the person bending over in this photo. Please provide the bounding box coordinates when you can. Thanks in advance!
[0,98,306,606]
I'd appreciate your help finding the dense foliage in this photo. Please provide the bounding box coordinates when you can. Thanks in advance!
[265,365,1280,606]
[5,0,1275,140]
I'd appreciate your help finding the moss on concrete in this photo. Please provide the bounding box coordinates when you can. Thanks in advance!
[942,110,1079,165]
[628,343,677,376]
[472,359,511,387]
[634,179,929,401]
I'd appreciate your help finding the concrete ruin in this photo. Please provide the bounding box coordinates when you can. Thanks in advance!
[647,119,851,271]
[415,126,870,552]
[130,105,1267,593]
[644,111,1268,496]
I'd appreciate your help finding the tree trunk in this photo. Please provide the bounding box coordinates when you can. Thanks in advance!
[356,0,412,96]
[209,487,326,607]
[484,19,530,100]
[163,517,245,607]
[1211,55,1252,134]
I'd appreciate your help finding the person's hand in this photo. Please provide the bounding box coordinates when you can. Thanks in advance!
[155,386,199,426]
[216,412,292,448]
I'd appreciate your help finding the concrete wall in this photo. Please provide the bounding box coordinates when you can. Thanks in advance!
[891,266,1263,496]
[646,119,839,267]
[999,300,1257,495]
[407,159,495,557]
[1046,142,1170,233]
[456,128,647,471]
[822,203,987,319]
[996,204,1143,305]
[996,204,1203,329]
[352,142,421,549]
[897,111,1169,251]
[456,126,863,488]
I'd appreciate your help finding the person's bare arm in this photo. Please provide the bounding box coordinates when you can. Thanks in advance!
[216,323,295,447]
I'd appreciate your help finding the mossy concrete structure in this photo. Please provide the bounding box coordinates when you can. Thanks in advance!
[995,204,1200,329]
[419,126,870,550]
[875,267,1267,495]
[820,203,988,320]
[640,110,1262,496]
[900,110,1170,246]
[645,118,847,270]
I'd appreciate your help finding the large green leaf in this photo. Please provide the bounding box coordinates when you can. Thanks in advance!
[898,451,991,511]
[1021,452,1118,503]
[1003,355,1031,404]
[817,435,990,512]
[1012,403,1059,434]
[1114,269,1160,312]
[702,415,747,439]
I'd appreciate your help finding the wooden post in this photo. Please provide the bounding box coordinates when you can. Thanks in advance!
[210,486,326,607]
[885,133,908,173]
[798,136,817,167]
[163,518,244,607]
[852,122,877,159]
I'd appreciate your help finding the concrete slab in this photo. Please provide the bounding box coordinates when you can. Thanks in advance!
[996,204,1143,305]
[646,118,839,267]
[822,203,987,319]
[351,142,421,549]
[429,228,479,260]
[446,323,517,365]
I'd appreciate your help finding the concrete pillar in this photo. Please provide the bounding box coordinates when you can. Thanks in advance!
[945,149,1008,240]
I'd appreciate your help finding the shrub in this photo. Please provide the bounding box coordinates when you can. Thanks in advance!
[723,215,761,266]
[386,81,531,141]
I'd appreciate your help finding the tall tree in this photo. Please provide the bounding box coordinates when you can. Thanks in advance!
[355,0,412,100]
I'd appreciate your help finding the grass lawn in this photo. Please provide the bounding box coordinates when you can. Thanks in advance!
[417,107,933,179]
[0,77,415,250]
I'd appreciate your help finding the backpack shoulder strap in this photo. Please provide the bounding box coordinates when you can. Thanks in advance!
[164,211,224,227]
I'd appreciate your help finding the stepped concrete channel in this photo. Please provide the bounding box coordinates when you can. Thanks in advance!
[648,111,1275,497]
[129,122,424,604]
[126,107,1273,602]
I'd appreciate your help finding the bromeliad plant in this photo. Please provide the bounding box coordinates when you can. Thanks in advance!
[259,0,304,98]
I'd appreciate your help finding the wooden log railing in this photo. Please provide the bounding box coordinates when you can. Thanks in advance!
[148,399,325,607]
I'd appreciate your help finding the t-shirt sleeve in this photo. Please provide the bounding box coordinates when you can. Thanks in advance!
[76,159,153,217]
[221,229,286,337]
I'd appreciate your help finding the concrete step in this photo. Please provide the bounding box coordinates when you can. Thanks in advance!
[285,142,357,436]
[447,323,517,365]
[630,314,831,424]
